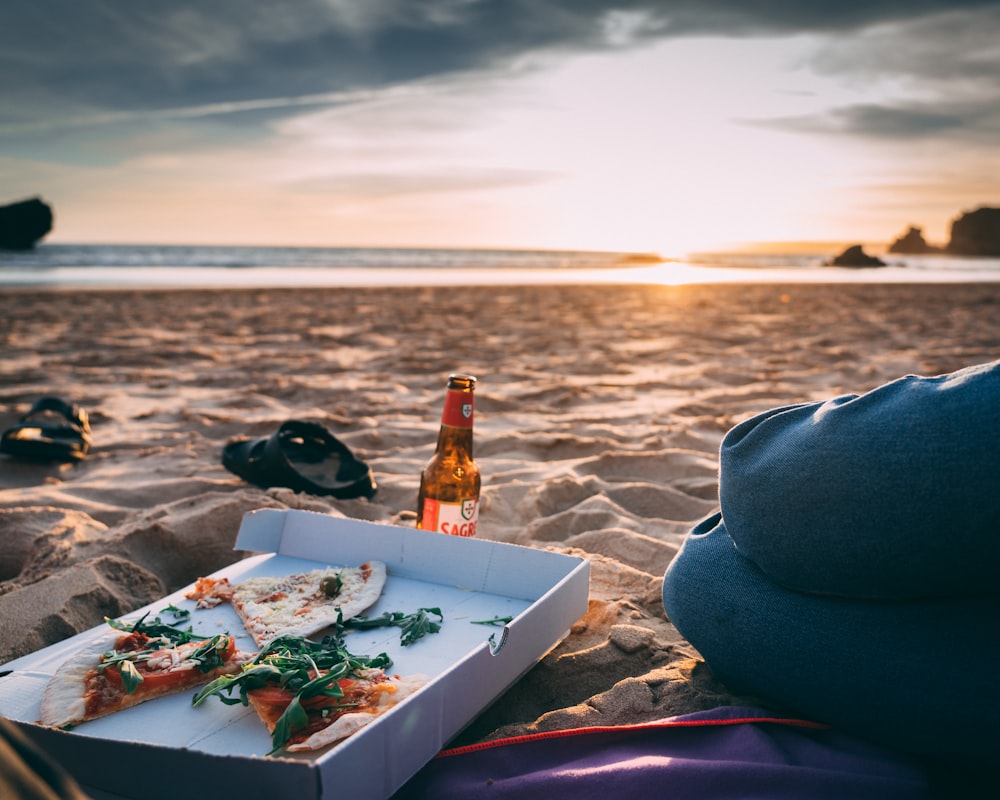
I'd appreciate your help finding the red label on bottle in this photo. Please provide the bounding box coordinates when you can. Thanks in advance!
[421,497,478,537]
[421,498,440,531]
[441,390,474,428]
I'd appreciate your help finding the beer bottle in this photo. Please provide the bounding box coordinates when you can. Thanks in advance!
[416,374,481,536]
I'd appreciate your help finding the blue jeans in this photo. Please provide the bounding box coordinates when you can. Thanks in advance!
[662,361,1000,763]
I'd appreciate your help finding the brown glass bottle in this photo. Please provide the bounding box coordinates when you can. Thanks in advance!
[416,374,481,536]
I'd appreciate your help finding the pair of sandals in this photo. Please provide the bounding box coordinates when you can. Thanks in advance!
[222,420,377,500]
[1,397,375,500]
[0,396,92,463]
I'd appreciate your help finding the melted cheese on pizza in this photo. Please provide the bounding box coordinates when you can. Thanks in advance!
[231,562,386,646]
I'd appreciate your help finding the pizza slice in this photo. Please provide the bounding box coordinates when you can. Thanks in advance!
[40,613,251,728]
[192,633,424,754]
[247,667,425,753]
[186,561,387,647]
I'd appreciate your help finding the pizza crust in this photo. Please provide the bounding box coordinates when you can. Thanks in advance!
[277,674,425,752]
[40,631,117,728]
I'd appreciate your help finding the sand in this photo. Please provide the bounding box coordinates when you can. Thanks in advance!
[2,281,998,750]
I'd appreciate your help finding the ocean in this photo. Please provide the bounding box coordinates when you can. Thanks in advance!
[2,243,999,289]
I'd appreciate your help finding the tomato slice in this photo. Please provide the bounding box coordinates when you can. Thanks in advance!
[249,678,359,712]
[100,636,236,692]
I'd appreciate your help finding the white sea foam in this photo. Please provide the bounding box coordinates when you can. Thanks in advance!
[1,244,997,288]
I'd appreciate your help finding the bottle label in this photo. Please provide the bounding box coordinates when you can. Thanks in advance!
[421,497,479,537]
[441,390,473,428]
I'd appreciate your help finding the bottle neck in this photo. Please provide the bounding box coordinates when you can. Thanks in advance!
[440,388,474,429]
[436,423,473,456]
[436,388,474,455]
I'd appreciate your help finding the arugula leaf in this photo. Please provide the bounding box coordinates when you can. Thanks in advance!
[270,695,309,755]
[117,660,144,694]
[104,613,202,646]
[471,616,514,627]
[160,604,191,623]
[345,607,443,646]
[398,608,443,646]
[192,663,285,708]
[186,635,234,673]
[266,664,356,754]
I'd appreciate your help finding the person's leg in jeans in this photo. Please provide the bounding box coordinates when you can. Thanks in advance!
[662,361,1000,763]
[662,512,998,763]
[719,360,1000,599]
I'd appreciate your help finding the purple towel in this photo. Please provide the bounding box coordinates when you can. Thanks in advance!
[394,706,930,799]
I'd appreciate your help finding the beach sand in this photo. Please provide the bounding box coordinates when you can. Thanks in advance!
[2,281,998,754]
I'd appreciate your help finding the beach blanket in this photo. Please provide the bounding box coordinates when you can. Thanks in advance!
[394,706,930,799]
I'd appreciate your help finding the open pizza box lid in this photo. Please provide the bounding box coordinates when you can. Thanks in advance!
[0,509,590,800]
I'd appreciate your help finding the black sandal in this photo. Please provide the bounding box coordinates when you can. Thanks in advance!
[222,420,376,499]
[0,396,92,463]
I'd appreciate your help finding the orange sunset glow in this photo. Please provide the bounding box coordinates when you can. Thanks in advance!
[2,3,998,258]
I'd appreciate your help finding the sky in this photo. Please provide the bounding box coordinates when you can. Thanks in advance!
[2,1,999,256]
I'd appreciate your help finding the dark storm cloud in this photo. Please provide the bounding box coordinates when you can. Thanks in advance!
[1,0,996,130]
[752,5,1000,142]
[807,4,1000,85]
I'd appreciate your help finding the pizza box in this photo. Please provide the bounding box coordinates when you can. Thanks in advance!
[0,509,590,800]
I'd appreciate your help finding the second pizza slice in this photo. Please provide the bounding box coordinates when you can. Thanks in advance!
[187,562,387,646]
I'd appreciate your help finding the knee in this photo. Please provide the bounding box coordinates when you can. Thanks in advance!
[662,512,755,690]
[717,363,1000,598]
[662,513,721,633]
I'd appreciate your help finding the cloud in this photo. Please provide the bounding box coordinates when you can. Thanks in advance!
[805,5,1000,87]
[743,5,1000,143]
[2,0,995,130]
[292,167,560,198]
[755,101,1000,141]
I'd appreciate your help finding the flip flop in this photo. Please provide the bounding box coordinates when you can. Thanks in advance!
[0,396,92,463]
[222,420,377,499]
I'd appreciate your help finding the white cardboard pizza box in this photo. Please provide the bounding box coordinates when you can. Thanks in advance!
[0,509,590,800]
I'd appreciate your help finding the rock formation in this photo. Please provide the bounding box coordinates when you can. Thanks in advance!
[0,197,53,249]
[947,207,1000,256]
[826,244,886,268]
[888,226,938,254]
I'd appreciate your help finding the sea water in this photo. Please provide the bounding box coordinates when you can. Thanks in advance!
[1,243,998,289]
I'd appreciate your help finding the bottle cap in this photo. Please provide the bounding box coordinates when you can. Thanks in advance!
[448,374,477,390]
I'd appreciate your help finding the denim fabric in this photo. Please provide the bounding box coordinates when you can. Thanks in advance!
[720,360,1000,599]
[662,361,1000,763]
